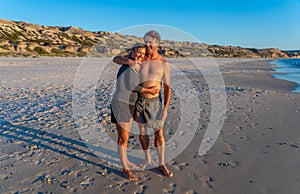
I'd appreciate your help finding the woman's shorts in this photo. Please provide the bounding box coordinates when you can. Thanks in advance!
[110,99,135,124]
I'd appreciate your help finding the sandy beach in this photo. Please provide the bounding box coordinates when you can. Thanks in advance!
[0,57,299,194]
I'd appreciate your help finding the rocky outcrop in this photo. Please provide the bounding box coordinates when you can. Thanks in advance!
[0,19,296,58]
[248,48,289,58]
[0,19,109,57]
[207,45,259,58]
[283,50,300,58]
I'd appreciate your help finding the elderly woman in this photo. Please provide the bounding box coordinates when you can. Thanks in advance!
[111,43,158,180]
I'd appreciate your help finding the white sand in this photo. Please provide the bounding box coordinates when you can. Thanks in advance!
[0,57,299,193]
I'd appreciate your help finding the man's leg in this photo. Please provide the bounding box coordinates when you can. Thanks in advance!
[138,123,151,168]
[154,128,165,165]
[154,128,173,177]
[116,121,138,180]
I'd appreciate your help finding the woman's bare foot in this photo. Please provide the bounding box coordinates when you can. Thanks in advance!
[127,161,139,169]
[122,169,138,181]
[157,165,173,177]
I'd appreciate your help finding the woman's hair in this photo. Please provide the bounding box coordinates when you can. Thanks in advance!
[131,43,146,52]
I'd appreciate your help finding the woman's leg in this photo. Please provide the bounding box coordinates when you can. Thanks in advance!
[116,119,138,180]
[116,122,130,170]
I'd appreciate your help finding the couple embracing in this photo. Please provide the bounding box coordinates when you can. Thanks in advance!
[110,30,173,180]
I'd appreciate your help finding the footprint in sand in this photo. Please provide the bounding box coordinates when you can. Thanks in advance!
[185,190,197,194]
[223,152,232,156]
[134,185,147,194]
[201,176,213,189]
[41,174,57,184]
[162,183,176,194]
[240,136,251,141]
[61,168,71,175]
[217,161,239,168]
[188,172,198,180]
[290,144,298,148]
[80,176,94,190]
[174,162,189,171]
[60,180,70,189]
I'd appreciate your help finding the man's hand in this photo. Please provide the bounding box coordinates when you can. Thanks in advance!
[146,86,159,95]
[129,59,141,72]
[140,86,159,95]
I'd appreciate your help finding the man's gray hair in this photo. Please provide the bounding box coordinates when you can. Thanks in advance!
[143,30,161,43]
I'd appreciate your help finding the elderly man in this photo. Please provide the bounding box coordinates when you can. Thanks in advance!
[113,30,173,177]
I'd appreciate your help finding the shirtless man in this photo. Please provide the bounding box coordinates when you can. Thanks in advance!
[111,43,159,180]
[113,30,173,177]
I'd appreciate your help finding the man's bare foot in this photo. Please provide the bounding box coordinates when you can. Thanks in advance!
[139,159,152,169]
[157,165,173,177]
[122,169,138,181]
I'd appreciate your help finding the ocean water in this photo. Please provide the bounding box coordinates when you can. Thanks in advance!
[270,59,300,93]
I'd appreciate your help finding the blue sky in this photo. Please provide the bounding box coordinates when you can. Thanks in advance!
[1,0,299,50]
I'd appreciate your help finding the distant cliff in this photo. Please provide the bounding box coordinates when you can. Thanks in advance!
[0,19,297,58]
[283,50,300,58]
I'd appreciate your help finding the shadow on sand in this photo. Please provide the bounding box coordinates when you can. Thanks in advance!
[0,121,122,177]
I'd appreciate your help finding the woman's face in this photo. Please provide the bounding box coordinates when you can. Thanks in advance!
[132,47,146,62]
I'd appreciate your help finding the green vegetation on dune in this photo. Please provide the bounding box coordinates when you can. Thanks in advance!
[34,46,48,55]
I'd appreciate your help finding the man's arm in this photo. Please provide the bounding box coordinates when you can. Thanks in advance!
[161,61,171,120]
[140,86,160,95]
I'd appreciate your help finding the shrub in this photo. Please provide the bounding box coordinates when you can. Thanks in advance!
[34,46,48,54]
[51,48,64,55]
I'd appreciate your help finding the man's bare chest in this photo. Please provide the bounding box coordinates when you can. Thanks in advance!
[140,61,164,79]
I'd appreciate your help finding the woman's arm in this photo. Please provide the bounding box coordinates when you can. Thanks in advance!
[124,69,159,95]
